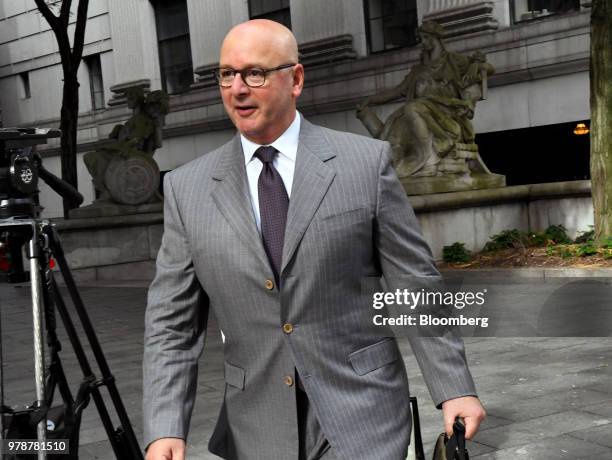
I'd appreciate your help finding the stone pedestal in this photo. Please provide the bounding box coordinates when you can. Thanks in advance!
[69,202,162,219]
[401,142,506,195]
[401,172,505,196]
[54,213,163,281]
[423,0,499,37]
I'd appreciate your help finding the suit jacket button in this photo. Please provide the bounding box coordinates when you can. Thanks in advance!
[283,323,293,334]
[284,375,294,386]
[265,279,274,290]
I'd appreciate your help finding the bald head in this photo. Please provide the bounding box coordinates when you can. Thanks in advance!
[220,19,298,66]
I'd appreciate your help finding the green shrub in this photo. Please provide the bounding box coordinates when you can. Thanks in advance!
[600,236,612,249]
[543,225,571,244]
[546,245,573,258]
[574,227,594,244]
[443,242,472,263]
[483,229,528,252]
[577,242,598,257]
[528,232,548,247]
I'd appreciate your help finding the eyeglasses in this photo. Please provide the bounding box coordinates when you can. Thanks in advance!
[214,63,297,88]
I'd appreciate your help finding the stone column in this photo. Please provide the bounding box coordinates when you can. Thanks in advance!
[188,0,249,89]
[423,0,504,37]
[416,0,430,23]
[290,0,362,65]
[107,0,161,106]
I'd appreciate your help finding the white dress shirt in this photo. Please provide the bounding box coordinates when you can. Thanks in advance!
[241,111,301,231]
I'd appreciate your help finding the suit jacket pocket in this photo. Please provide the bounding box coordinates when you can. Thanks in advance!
[224,361,246,390]
[348,338,400,376]
[314,206,369,233]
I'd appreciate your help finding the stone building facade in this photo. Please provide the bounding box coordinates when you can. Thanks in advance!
[0,0,593,218]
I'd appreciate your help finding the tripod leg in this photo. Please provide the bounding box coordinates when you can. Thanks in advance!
[26,227,47,460]
[45,226,143,459]
[42,264,77,412]
[0,270,4,441]
[49,272,128,458]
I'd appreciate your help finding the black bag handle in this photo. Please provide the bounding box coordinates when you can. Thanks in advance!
[445,418,469,460]
[410,397,426,460]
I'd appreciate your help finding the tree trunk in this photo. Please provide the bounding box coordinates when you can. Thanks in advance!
[34,0,89,218]
[590,0,612,242]
[60,72,80,216]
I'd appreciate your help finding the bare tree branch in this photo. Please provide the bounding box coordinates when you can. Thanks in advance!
[59,0,73,26]
[33,0,59,30]
[33,1,73,75]
[72,0,90,65]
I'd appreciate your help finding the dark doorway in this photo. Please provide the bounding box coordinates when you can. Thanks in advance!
[475,120,590,186]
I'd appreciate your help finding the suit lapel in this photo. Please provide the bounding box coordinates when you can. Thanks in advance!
[281,119,336,273]
[210,121,336,277]
[211,135,271,271]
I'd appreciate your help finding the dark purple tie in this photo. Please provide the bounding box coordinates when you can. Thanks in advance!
[255,146,288,285]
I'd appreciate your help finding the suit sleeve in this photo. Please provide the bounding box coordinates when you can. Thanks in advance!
[143,173,209,448]
[374,142,477,408]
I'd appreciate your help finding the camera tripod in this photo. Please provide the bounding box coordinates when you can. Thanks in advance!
[0,217,143,459]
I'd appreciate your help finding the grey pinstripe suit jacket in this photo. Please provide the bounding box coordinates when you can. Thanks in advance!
[143,117,477,459]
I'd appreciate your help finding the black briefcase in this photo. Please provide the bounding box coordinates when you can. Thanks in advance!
[432,418,469,460]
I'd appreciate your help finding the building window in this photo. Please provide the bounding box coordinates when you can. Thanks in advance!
[511,0,580,23]
[19,72,31,99]
[364,0,418,53]
[85,54,105,110]
[249,0,291,29]
[153,0,194,94]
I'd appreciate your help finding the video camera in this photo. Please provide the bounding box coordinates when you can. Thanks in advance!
[0,127,83,219]
[0,128,83,282]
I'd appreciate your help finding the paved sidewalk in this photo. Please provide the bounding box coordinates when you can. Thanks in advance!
[0,280,610,459]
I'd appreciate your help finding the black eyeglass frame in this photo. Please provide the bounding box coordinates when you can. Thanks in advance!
[214,63,297,87]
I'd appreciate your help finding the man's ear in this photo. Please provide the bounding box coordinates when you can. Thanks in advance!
[292,64,305,98]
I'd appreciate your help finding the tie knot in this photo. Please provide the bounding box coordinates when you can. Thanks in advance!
[254,146,278,164]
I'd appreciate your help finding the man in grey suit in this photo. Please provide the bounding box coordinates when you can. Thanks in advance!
[144,19,485,460]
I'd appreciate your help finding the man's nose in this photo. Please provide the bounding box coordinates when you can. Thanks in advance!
[230,73,250,96]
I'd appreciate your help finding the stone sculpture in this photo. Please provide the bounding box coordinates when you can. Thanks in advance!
[357,21,504,194]
[84,87,169,207]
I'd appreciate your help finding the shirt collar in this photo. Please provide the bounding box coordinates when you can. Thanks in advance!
[241,111,301,165]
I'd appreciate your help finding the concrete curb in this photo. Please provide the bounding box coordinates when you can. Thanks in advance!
[441,267,612,278]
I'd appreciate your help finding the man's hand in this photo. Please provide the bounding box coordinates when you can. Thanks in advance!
[441,396,486,440]
[145,438,186,460]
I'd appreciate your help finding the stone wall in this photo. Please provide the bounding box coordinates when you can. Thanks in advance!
[54,213,162,282]
[415,185,593,259]
[53,181,593,281]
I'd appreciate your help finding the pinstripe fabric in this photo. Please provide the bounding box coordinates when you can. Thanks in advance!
[143,117,477,459]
